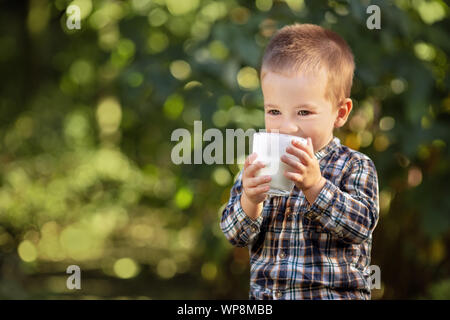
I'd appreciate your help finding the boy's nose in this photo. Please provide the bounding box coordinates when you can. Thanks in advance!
[279,121,298,135]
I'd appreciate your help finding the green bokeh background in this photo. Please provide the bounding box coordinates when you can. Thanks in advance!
[0,0,449,299]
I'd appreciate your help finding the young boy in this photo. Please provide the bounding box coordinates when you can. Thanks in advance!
[220,24,379,300]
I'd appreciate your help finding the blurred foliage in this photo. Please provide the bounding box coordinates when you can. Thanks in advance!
[0,0,449,299]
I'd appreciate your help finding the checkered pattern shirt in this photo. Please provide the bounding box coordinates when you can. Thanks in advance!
[220,136,379,300]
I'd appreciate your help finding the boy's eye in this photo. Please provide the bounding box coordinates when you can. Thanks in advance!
[298,110,310,116]
[267,109,280,115]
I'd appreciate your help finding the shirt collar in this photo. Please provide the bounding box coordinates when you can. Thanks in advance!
[314,136,341,160]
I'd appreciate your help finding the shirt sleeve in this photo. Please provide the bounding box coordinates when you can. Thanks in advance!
[220,169,264,248]
[304,158,379,245]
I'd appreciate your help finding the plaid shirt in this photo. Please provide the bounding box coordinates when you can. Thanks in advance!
[220,136,379,300]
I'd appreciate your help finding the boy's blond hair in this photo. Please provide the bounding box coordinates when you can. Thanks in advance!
[260,23,355,108]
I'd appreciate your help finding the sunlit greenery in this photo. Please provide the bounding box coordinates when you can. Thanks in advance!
[0,0,449,299]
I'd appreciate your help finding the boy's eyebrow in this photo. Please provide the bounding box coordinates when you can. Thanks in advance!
[264,103,318,110]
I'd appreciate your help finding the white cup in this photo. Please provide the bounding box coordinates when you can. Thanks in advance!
[252,132,307,196]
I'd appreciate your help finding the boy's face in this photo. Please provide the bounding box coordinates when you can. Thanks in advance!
[261,69,339,153]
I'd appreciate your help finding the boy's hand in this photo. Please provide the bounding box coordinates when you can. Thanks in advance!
[281,137,325,197]
[242,153,271,205]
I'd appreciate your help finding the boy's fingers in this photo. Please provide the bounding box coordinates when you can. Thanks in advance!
[284,171,303,183]
[286,146,310,165]
[293,139,314,159]
[246,184,270,196]
[245,161,265,177]
[307,137,315,156]
[244,153,257,169]
[247,175,271,188]
[281,155,305,173]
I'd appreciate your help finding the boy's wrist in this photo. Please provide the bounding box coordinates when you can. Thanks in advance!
[240,193,263,221]
[303,176,327,205]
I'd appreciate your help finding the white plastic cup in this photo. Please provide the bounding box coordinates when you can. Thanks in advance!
[252,132,307,196]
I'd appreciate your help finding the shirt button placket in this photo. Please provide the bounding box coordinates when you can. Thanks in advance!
[286,206,293,221]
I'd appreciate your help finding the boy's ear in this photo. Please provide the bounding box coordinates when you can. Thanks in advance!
[334,98,353,128]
